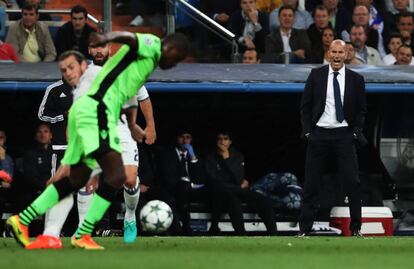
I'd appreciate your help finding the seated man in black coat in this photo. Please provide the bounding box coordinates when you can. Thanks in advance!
[54,5,96,59]
[159,130,205,235]
[21,123,53,206]
[205,131,276,236]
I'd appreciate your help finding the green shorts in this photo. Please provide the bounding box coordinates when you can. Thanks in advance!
[61,96,121,170]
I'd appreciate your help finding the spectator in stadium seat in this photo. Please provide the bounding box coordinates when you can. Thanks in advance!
[383,32,406,63]
[199,0,240,27]
[205,131,276,236]
[0,129,13,184]
[350,24,382,64]
[5,2,56,62]
[318,26,336,63]
[0,38,19,63]
[307,5,332,62]
[242,48,261,63]
[264,5,311,63]
[269,0,313,32]
[0,129,13,227]
[384,0,410,34]
[228,0,270,54]
[159,130,205,235]
[54,5,97,59]
[342,5,385,57]
[322,0,352,37]
[394,43,414,63]
[21,123,53,203]
[196,0,240,62]
[396,12,414,51]
[345,41,359,64]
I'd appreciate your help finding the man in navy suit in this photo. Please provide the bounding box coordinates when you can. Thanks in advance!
[299,39,367,236]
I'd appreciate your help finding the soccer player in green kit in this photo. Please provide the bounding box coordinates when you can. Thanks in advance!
[6,31,189,250]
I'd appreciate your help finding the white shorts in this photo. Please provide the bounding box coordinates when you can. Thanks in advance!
[120,139,139,166]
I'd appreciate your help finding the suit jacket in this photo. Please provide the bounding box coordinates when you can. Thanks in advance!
[228,10,269,53]
[300,65,367,142]
[264,28,311,63]
[160,147,204,188]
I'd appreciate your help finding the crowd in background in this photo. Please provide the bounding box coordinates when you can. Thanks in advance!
[1,0,414,64]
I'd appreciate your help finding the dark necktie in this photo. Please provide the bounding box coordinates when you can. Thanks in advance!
[333,71,345,123]
[179,152,188,178]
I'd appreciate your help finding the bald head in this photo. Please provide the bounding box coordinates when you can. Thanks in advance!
[328,39,347,70]
[330,39,346,49]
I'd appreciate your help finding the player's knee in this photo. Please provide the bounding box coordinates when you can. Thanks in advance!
[124,172,138,188]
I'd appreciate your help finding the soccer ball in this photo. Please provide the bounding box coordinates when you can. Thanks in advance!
[139,200,173,233]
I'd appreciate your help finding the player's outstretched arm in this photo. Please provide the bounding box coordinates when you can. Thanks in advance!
[89,31,138,49]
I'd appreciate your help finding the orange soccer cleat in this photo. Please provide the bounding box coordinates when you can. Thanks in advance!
[25,235,63,250]
[5,215,30,247]
[71,235,104,250]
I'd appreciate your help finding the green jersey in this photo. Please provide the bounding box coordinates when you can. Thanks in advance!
[61,33,161,169]
[87,33,161,119]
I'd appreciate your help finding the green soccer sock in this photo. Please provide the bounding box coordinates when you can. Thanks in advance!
[19,185,60,226]
[75,193,111,238]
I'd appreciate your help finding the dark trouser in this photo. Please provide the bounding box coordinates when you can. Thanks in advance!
[170,181,192,232]
[299,127,361,233]
[211,183,276,235]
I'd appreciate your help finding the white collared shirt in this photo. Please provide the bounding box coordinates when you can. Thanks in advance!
[280,29,292,53]
[316,64,349,128]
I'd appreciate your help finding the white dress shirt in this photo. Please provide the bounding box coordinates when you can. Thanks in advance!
[316,65,349,128]
[280,29,292,53]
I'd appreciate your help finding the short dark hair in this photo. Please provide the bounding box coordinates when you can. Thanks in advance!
[322,26,337,38]
[350,24,367,35]
[216,130,232,141]
[36,122,51,132]
[398,11,414,21]
[22,3,39,14]
[163,33,189,58]
[279,5,295,17]
[71,5,88,18]
[244,48,260,60]
[388,32,404,43]
[312,5,329,17]
[58,50,86,64]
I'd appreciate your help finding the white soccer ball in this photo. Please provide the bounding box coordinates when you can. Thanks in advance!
[139,200,173,233]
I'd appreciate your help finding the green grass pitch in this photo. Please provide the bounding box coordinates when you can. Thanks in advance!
[1,236,413,269]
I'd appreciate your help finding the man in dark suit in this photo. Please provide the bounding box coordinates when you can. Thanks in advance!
[160,130,205,235]
[264,5,311,63]
[299,39,367,236]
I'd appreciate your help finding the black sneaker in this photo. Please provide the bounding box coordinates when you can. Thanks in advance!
[351,230,363,237]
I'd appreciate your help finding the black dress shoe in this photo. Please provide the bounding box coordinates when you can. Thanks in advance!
[351,230,363,237]
[297,232,310,237]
